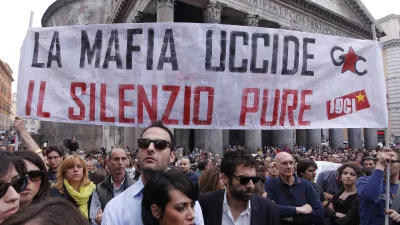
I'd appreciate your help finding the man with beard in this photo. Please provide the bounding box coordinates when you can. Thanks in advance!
[199,150,279,225]
[265,152,324,225]
[101,121,204,225]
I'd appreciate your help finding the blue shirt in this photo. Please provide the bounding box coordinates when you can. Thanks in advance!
[316,170,339,195]
[265,175,324,224]
[356,169,399,225]
[101,176,204,225]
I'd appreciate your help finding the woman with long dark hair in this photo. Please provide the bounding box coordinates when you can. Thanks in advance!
[142,171,198,225]
[2,198,90,225]
[324,163,362,225]
[14,151,50,208]
[0,151,27,224]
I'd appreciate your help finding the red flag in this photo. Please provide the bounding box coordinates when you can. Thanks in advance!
[326,90,370,120]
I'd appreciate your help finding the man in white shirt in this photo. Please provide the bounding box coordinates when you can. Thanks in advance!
[101,121,204,225]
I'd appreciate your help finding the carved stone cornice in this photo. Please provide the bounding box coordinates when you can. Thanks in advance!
[244,14,260,27]
[155,0,175,9]
[203,1,226,24]
[41,0,81,27]
[280,0,383,39]
[384,39,400,49]
[132,11,156,23]
[108,0,137,24]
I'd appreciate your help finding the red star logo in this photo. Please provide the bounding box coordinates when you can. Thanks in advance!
[341,47,360,73]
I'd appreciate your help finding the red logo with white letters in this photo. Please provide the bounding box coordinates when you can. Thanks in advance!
[326,90,370,120]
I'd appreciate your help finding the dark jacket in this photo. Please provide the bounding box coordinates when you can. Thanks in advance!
[324,190,360,225]
[198,189,280,225]
[50,186,93,221]
[96,173,135,210]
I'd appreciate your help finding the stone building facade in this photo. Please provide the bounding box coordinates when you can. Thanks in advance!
[0,60,13,130]
[41,0,384,153]
[378,14,400,143]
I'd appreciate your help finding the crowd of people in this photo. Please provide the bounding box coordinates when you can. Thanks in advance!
[2,117,400,225]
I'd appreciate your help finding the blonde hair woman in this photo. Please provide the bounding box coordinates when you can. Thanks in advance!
[49,155,95,221]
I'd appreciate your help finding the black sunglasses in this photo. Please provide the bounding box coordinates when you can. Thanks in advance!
[0,176,28,199]
[137,139,170,151]
[25,170,45,182]
[232,175,260,185]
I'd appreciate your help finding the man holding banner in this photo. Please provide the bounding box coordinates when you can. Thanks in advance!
[356,148,400,225]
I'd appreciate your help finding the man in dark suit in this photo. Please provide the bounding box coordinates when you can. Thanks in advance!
[199,150,280,225]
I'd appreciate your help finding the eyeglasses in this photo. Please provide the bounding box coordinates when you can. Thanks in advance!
[25,170,44,182]
[137,139,170,151]
[0,176,28,199]
[232,175,260,185]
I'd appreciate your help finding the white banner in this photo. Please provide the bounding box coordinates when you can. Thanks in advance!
[315,161,342,182]
[17,23,388,129]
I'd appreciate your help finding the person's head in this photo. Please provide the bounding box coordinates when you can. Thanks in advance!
[355,156,362,163]
[215,158,221,166]
[267,161,278,178]
[197,160,209,172]
[0,151,27,224]
[379,148,400,177]
[55,155,90,193]
[198,166,225,193]
[45,146,64,171]
[264,156,272,165]
[337,163,362,187]
[13,151,49,207]
[85,160,94,173]
[179,158,191,174]
[220,150,257,202]
[275,152,295,178]
[296,159,318,182]
[90,169,107,185]
[71,137,76,142]
[363,157,375,169]
[309,155,315,161]
[107,148,128,177]
[1,198,90,225]
[142,171,198,225]
[316,155,322,161]
[137,121,175,181]
[0,145,7,152]
[7,145,14,153]
[322,151,328,158]
[255,155,262,162]
[331,154,340,163]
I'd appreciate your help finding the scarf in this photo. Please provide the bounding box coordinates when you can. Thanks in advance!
[64,179,96,219]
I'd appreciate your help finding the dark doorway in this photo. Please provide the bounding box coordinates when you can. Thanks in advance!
[174,1,203,23]
[229,130,245,146]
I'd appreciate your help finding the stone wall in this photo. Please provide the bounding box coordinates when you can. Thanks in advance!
[42,0,113,27]
[40,121,103,151]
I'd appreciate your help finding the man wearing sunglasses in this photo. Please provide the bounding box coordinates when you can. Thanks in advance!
[199,150,280,225]
[265,152,324,225]
[101,121,204,225]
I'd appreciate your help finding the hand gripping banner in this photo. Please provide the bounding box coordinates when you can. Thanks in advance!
[17,23,388,129]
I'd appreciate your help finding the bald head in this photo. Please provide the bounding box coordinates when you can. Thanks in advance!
[180,157,191,174]
[275,152,295,178]
[109,148,127,159]
[276,152,293,163]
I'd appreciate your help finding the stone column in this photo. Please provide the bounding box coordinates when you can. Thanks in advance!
[134,127,145,150]
[272,130,294,150]
[245,130,262,153]
[348,128,362,149]
[222,130,230,147]
[193,0,225,156]
[296,130,307,147]
[124,127,136,153]
[242,14,261,153]
[364,128,378,150]
[329,129,343,149]
[175,129,191,152]
[244,14,260,26]
[306,129,321,148]
[203,1,225,24]
[194,129,222,155]
[156,0,175,22]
